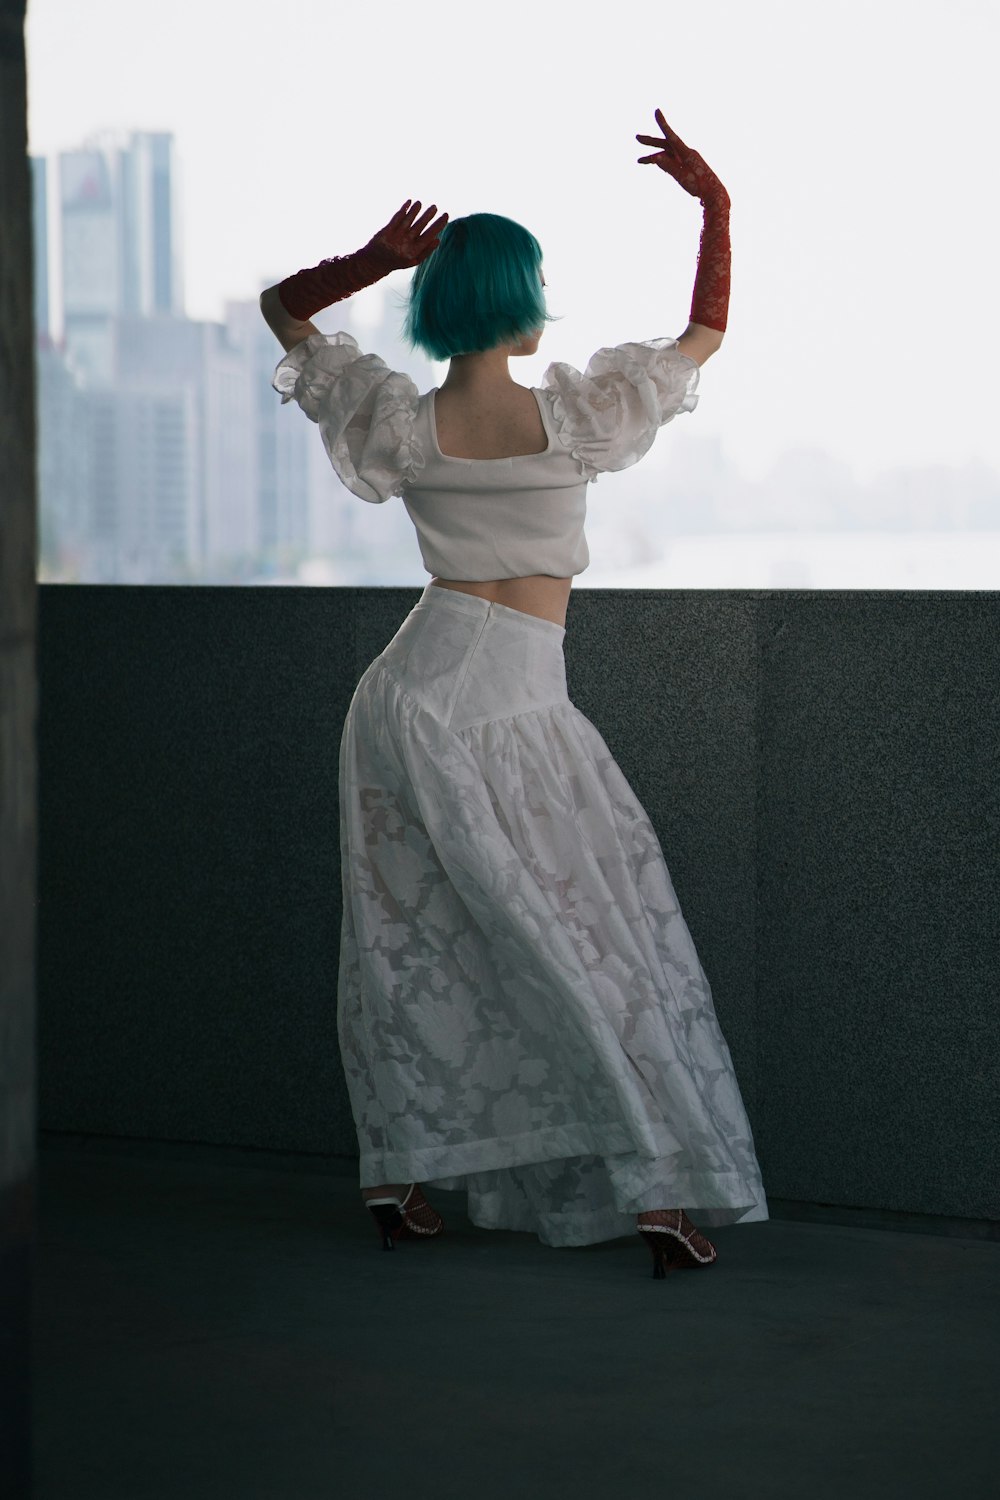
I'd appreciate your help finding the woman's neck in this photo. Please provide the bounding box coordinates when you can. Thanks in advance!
[439,346,518,395]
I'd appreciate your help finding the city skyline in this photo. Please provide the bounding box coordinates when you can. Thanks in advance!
[25,0,1000,495]
[30,68,1000,588]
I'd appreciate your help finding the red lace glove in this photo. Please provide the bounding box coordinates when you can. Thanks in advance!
[277,199,449,322]
[636,109,731,334]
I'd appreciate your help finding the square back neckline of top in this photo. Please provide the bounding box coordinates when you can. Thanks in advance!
[428,387,553,463]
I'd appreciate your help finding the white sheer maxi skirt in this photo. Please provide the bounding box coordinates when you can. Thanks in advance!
[337,582,768,1248]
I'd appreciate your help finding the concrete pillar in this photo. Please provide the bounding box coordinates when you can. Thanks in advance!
[0,1,37,1493]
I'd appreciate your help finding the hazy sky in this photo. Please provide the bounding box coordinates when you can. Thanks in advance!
[25,0,1000,490]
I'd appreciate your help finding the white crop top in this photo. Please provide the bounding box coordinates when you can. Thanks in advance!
[272,331,700,580]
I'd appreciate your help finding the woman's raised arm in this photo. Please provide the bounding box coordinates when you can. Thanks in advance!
[636,108,730,366]
[259,285,320,353]
[260,200,449,353]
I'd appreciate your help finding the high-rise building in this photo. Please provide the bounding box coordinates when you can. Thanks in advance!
[114,314,255,576]
[69,378,198,582]
[59,130,184,385]
[36,130,439,582]
[120,132,184,318]
[30,155,50,342]
[226,297,310,567]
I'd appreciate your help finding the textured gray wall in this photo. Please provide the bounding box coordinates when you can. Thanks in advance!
[37,586,1000,1228]
[757,593,1000,1221]
[0,0,36,1490]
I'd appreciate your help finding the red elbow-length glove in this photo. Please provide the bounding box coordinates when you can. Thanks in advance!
[637,108,731,334]
[277,199,449,322]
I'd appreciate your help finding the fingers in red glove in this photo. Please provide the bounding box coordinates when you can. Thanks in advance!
[277,199,449,322]
[634,111,731,334]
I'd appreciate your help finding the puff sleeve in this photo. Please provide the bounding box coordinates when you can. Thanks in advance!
[271,331,424,504]
[541,338,700,482]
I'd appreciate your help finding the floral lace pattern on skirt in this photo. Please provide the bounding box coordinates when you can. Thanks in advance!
[337,583,768,1247]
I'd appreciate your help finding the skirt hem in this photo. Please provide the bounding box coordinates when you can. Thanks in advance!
[357,1118,638,1187]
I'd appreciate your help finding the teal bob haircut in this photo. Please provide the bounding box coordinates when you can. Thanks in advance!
[401,213,558,361]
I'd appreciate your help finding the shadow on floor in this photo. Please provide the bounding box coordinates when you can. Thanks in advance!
[31,1137,999,1500]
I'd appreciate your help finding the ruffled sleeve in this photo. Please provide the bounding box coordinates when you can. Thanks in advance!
[541,338,700,482]
[271,331,424,504]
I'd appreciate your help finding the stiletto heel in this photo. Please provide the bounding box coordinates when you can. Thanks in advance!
[363,1183,445,1249]
[367,1200,404,1251]
[639,1231,662,1279]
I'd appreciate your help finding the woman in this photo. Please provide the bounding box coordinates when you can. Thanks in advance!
[260,108,767,1279]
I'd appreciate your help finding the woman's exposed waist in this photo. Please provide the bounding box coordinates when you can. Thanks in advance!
[430,575,572,627]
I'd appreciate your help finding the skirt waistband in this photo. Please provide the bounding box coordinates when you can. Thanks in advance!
[373,583,570,732]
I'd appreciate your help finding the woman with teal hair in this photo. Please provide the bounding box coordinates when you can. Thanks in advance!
[261,108,768,1279]
[401,209,555,362]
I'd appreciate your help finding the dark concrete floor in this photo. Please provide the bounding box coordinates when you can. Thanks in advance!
[31,1139,999,1500]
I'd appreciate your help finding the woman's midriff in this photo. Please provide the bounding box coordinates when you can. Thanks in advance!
[430,575,572,628]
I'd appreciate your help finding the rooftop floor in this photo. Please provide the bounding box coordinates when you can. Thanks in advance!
[32,1140,999,1500]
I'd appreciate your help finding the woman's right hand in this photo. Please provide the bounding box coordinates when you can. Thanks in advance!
[636,108,730,207]
[363,199,450,270]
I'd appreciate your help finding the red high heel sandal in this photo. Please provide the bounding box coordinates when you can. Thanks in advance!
[636,1209,718,1280]
[365,1184,445,1251]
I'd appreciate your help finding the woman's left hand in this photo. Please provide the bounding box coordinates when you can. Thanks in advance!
[636,110,729,208]
[364,199,450,269]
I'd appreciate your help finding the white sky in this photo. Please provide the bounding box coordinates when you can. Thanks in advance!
[24,0,1000,489]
